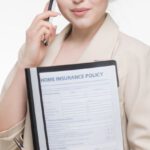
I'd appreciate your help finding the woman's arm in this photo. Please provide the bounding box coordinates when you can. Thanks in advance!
[0,2,58,131]
[0,62,27,131]
[125,47,150,149]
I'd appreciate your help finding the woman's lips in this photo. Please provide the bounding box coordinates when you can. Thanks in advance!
[71,8,91,17]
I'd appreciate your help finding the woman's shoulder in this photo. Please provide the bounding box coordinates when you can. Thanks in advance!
[118,31,150,58]
[114,31,150,77]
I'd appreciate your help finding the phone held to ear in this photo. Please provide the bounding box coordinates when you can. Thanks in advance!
[45,0,55,21]
[42,0,56,46]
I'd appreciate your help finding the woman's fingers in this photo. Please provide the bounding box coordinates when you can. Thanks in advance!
[43,1,50,12]
[26,8,60,45]
[28,11,59,35]
[40,24,57,45]
[32,24,56,45]
[22,2,59,66]
[39,25,57,46]
[30,20,52,33]
[26,19,57,45]
[34,11,59,23]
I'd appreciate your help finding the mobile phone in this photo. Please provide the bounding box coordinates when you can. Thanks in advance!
[48,0,54,11]
[43,0,55,46]
[45,0,55,21]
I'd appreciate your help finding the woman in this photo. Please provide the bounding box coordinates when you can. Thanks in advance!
[0,0,150,149]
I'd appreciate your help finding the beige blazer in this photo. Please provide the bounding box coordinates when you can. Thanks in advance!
[0,14,150,150]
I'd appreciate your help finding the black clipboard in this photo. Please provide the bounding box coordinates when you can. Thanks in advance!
[25,60,121,150]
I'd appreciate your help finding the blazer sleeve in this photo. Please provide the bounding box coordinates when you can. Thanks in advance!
[0,45,26,150]
[124,47,150,150]
[0,119,25,150]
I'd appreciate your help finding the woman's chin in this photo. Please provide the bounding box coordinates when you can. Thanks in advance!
[72,22,93,30]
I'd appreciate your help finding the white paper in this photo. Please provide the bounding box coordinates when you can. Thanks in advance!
[39,65,123,150]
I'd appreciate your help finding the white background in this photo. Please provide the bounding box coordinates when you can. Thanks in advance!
[0,0,150,90]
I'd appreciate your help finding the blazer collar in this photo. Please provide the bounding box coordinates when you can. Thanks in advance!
[41,14,120,66]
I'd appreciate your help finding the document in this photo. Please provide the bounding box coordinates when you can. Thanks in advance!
[25,61,123,150]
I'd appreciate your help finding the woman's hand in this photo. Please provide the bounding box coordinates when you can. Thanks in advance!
[20,3,59,67]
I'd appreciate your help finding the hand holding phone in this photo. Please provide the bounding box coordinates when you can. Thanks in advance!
[21,1,59,67]
[45,0,55,21]
[42,0,56,46]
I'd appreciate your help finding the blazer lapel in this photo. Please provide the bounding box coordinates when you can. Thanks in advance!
[78,14,120,63]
